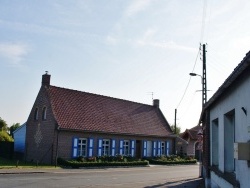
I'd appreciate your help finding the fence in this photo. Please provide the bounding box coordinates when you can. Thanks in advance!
[0,141,14,159]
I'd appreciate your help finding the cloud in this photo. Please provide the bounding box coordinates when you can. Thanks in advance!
[0,42,30,66]
[124,0,152,17]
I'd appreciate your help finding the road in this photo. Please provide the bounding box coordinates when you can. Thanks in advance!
[0,165,200,188]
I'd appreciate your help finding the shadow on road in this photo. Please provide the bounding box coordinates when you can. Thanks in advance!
[144,178,204,188]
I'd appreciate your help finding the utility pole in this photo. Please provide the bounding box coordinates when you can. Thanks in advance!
[174,109,177,134]
[198,43,207,178]
[173,109,177,155]
[202,44,207,106]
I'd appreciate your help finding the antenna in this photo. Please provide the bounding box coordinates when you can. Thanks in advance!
[147,92,154,102]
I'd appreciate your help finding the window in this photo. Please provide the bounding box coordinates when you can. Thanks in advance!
[224,110,235,172]
[211,119,219,166]
[102,139,110,156]
[78,138,87,157]
[34,108,39,120]
[161,142,165,155]
[42,107,47,120]
[123,140,130,155]
[146,141,152,157]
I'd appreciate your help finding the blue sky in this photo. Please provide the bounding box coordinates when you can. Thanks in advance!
[1,0,250,131]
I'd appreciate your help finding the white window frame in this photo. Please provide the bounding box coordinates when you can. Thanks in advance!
[78,138,87,157]
[123,140,130,155]
[102,139,110,156]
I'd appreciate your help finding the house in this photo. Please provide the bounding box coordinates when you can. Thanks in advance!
[25,73,175,164]
[13,123,26,159]
[179,125,202,159]
[200,51,250,188]
[175,136,188,156]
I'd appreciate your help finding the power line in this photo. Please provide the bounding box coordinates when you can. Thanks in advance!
[176,48,200,109]
[200,0,207,43]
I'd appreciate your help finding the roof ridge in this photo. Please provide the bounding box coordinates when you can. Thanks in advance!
[49,85,153,108]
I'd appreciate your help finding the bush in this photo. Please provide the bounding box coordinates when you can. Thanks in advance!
[146,155,197,165]
[57,157,149,168]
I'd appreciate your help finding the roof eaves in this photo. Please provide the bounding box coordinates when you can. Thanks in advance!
[58,128,175,138]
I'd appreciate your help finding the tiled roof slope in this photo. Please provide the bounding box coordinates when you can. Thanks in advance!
[48,86,173,137]
[180,125,201,140]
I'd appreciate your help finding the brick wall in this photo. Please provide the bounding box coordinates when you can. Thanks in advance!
[25,86,57,164]
[25,85,176,165]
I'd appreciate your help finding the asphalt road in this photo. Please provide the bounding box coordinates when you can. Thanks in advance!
[0,165,201,188]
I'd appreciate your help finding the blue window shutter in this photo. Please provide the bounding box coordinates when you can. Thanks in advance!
[88,138,94,157]
[153,141,157,157]
[143,140,147,157]
[157,141,161,156]
[130,140,135,157]
[72,137,78,158]
[119,140,124,155]
[111,139,116,156]
[166,141,169,156]
[98,139,103,157]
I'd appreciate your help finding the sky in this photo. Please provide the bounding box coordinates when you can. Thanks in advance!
[1,0,250,132]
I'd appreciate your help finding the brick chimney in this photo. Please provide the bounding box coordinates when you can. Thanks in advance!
[153,99,159,108]
[42,71,51,87]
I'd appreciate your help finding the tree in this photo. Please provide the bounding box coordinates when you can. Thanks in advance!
[0,131,13,142]
[0,117,8,132]
[170,125,181,135]
[9,123,20,138]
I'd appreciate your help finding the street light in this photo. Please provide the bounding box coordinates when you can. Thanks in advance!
[189,72,207,106]
[189,73,202,84]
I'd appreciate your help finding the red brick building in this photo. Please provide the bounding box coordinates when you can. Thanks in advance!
[180,125,202,159]
[25,73,175,164]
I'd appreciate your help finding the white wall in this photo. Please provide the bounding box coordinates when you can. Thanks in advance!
[209,76,250,188]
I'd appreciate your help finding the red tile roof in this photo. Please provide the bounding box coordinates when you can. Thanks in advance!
[180,125,201,140]
[48,86,173,137]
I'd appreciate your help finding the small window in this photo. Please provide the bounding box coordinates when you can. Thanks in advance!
[42,107,47,120]
[161,142,165,155]
[78,138,87,157]
[102,139,110,156]
[123,140,130,155]
[34,108,39,120]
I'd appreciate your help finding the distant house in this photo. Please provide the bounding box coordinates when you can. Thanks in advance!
[180,125,202,159]
[175,136,188,156]
[25,73,175,164]
[201,51,250,188]
[13,123,26,159]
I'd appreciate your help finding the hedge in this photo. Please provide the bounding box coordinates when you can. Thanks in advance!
[147,159,197,165]
[57,158,149,168]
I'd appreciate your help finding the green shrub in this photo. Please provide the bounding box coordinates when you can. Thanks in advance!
[144,155,197,165]
[57,157,149,168]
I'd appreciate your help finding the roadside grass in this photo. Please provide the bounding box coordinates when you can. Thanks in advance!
[0,157,60,169]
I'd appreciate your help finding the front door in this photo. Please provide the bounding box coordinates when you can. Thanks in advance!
[136,140,142,158]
